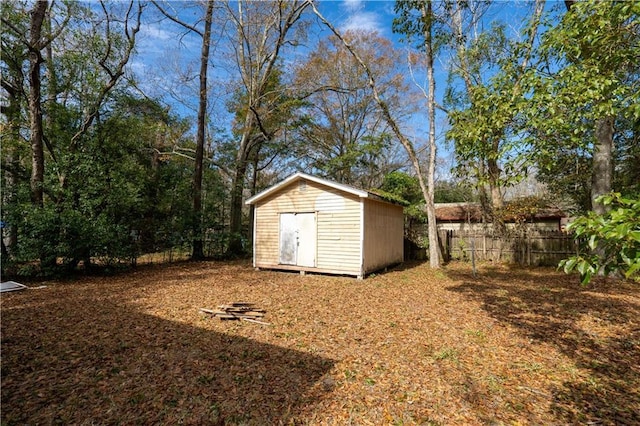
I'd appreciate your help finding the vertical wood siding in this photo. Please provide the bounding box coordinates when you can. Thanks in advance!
[254,180,362,274]
[362,199,404,273]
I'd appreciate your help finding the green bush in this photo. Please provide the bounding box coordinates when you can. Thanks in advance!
[560,193,640,284]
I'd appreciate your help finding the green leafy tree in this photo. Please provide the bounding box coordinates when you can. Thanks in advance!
[0,1,30,257]
[526,1,640,214]
[8,94,194,274]
[1,0,143,273]
[380,171,425,221]
[560,193,640,284]
[445,0,544,216]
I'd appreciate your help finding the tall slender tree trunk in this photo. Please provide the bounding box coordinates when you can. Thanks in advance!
[422,0,442,268]
[247,150,260,251]
[3,58,23,256]
[28,0,48,207]
[224,0,308,257]
[227,153,249,255]
[192,0,214,260]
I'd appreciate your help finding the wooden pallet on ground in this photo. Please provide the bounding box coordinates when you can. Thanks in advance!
[200,302,270,325]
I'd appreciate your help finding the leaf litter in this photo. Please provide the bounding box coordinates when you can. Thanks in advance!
[1,260,638,425]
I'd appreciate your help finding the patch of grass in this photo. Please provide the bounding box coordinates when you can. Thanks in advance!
[433,347,459,361]
[208,403,221,423]
[558,363,581,379]
[128,392,145,405]
[585,375,603,390]
[506,401,526,412]
[515,361,544,373]
[344,369,357,381]
[464,329,486,341]
[485,374,506,393]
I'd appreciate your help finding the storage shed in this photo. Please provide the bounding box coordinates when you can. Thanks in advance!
[245,172,404,278]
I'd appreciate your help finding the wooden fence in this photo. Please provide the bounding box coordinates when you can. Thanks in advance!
[437,229,577,266]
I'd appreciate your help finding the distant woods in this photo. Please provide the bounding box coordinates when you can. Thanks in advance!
[1,0,638,276]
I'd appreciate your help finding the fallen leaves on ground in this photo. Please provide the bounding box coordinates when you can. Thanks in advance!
[1,260,638,425]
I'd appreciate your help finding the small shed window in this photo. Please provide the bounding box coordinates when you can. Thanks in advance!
[299,180,307,192]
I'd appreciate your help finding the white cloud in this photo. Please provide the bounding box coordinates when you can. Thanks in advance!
[142,25,174,42]
[342,10,384,34]
[342,0,364,12]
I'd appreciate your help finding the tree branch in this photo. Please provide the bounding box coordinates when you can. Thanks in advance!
[151,0,203,37]
[41,1,72,50]
[70,1,143,148]
[0,17,30,47]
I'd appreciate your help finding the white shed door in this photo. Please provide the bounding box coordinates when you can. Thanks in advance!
[279,213,316,267]
[296,213,316,267]
[279,213,297,265]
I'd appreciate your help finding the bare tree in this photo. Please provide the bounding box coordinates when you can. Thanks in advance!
[309,1,443,267]
[293,30,410,188]
[225,0,309,256]
[153,1,215,259]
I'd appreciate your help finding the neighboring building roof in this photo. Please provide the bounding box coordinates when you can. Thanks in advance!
[435,203,483,222]
[434,202,565,222]
[245,172,400,206]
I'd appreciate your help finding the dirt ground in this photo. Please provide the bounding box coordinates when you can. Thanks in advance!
[1,260,639,425]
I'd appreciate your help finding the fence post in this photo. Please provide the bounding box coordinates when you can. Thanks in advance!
[471,235,476,276]
[483,233,486,258]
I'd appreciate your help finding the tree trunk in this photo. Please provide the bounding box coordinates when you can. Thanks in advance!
[28,0,48,207]
[224,1,308,257]
[563,0,613,217]
[2,56,23,256]
[487,156,504,209]
[247,149,261,251]
[227,158,249,256]
[591,117,613,215]
[191,0,214,260]
[422,0,442,268]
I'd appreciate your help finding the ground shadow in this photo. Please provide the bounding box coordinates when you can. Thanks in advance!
[446,266,640,425]
[1,284,334,425]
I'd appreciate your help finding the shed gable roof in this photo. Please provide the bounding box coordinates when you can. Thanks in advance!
[245,172,394,205]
